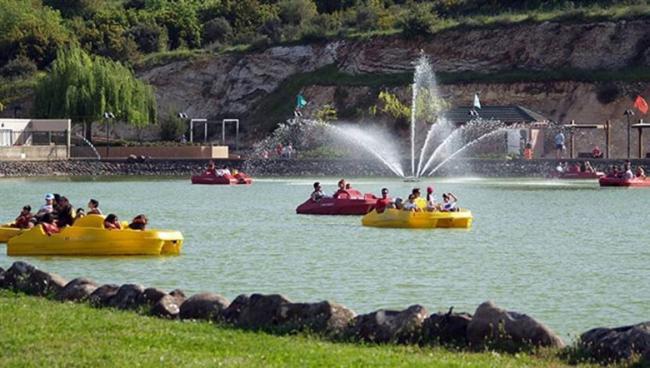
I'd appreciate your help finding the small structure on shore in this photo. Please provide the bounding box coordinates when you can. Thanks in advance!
[0,119,71,160]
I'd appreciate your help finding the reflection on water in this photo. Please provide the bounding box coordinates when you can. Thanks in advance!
[0,176,648,340]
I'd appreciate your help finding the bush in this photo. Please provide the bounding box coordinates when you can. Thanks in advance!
[203,17,232,44]
[0,56,37,79]
[278,0,317,26]
[355,5,380,31]
[399,4,440,38]
[159,113,187,141]
[130,23,168,54]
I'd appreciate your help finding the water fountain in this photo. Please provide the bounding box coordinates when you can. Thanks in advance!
[75,133,101,160]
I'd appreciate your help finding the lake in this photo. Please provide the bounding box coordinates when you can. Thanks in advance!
[1,176,647,340]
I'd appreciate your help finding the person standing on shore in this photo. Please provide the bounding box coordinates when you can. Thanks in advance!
[555,131,565,159]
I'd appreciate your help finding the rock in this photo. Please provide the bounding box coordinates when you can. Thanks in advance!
[3,261,37,290]
[233,294,292,330]
[0,267,5,288]
[222,294,250,323]
[579,322,650,364]
[422,307,473,347]
[279,301,356,337]
[17,269,67,297]
[179,292,230,321]
[109,284,145,310]
[467,301,565,351]
[89,284,120,308]
[56,278,98,302]
[169,289,186,304]
[138,287,168,306]
[151,295,182,319]
[346,305,429,344]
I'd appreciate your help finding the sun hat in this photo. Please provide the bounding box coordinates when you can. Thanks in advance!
[45,193,54,200]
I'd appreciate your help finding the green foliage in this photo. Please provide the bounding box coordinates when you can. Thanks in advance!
[0,56,37,79]
[34,47,157,130]
[203,17,232,44]
[159,112,187,141]
[314,104,338,122]
[399,3,440,38]
[279,0,317,26]
[130,21,168,54]
[43,0,102,19]
[376,90,410,122]
[0,0,70,68]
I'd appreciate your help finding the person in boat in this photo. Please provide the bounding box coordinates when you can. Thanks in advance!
[104,214,122,230]
[375,188,392,213]
[584,161,595,173]
[403,195,421,212]
[425,186,438,212]
[128,214,148,231]
[40,213,60,236]
[393,197,404,210]
[222,166,232,177]
[579,161,587,173]
[205,160,216,176]
[441,193,459,212]
[12,205,34,229]
[636,166,646,178]
[56,196,75,227]
[411,188,426,209]
[75,208,85,221]
[310,182,326,202]
[35,193,55,219]
[333,179,349,199]
[623,162,634,180]
[88,199,102,215]
[592,145,603,159]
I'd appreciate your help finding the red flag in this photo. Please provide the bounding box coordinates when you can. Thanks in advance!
[634,95,648,114]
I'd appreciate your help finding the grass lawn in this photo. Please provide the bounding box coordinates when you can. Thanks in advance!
[0,290,602,368]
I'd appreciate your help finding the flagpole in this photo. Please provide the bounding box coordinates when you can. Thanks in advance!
[624,109,634,159]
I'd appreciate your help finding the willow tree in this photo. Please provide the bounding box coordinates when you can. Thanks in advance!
[34,47,157,141]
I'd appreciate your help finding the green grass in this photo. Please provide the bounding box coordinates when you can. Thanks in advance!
[0,290,598,368]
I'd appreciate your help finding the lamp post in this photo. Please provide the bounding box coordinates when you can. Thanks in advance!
[103,112,115,157]
[624,109,634,159]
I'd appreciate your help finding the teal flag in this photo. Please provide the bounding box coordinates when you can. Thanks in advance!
[296,94,307,109]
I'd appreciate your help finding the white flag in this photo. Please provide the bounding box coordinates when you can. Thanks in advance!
[473,93,481,109]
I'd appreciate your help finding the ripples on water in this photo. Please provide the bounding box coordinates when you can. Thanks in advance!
[0,176,648,340]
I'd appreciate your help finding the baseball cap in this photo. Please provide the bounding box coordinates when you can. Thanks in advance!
[45,193,54,200]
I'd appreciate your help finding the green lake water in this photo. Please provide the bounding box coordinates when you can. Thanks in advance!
[1,176,648,340]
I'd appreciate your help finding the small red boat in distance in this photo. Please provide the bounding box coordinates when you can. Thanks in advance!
[599,176,650,187]
[296,190,378,215]
[191,172,252,185]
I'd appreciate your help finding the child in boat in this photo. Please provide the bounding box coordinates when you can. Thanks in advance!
[375,188,392,213]
[128,214,148,230]
[13,205,34,229]
[205,160,216,176]
[75,208,85,221]
[393,197,404,210]
[40,213,60,236]
[441,193,459,212]
[310,182,325,202]
[104,214,122,230]
[636,166,646,178]
[425,187,437,212]
[88,199,102,215]
[333,179,349,199]
[411,188,426,209]
[403,195,420,212]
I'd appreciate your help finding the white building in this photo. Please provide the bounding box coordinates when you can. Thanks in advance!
[0,119,71,160]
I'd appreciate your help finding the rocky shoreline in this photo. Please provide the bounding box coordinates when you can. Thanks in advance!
[0,158,646,178]
[1,261,648,365]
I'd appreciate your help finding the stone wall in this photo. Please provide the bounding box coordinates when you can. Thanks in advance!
[0,158,646,178]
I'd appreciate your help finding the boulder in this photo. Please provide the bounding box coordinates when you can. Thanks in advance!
[89,284,120,307]
[179,293,230,321]
[579,321,650,364]
[151,294,182,319]
[109,284,145,310]
[222,294,251,323]
[3,261,37,290]
[279,301,356,337]
[422,307,473,347]
[233,294,292,330]
[467,301,565,351]
[20,269,67,297]
[138,287,168,306]
[169,289,186,303]
[56,278,98,302]
[346,305,429,344]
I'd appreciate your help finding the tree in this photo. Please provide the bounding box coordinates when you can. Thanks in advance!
[34,47,157,142]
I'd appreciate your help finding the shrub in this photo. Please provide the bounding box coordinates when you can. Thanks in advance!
[159,113,187,141]
[130,23,168,54]
[203,17,232,44]
[399,4,440,38]
[278,0,317,26]
[0,56,37,79]
[355,5,380,31]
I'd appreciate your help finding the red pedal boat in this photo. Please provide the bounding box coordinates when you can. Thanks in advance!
[191,172,252,185]
[599,176,650,187]
[296,190,378,215]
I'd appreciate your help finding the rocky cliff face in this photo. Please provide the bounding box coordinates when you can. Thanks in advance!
[136,19,650,151]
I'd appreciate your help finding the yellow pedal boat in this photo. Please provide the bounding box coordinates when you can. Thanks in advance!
[7,215,183,256]
[0,224,25,243]
[361,208,473,229]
